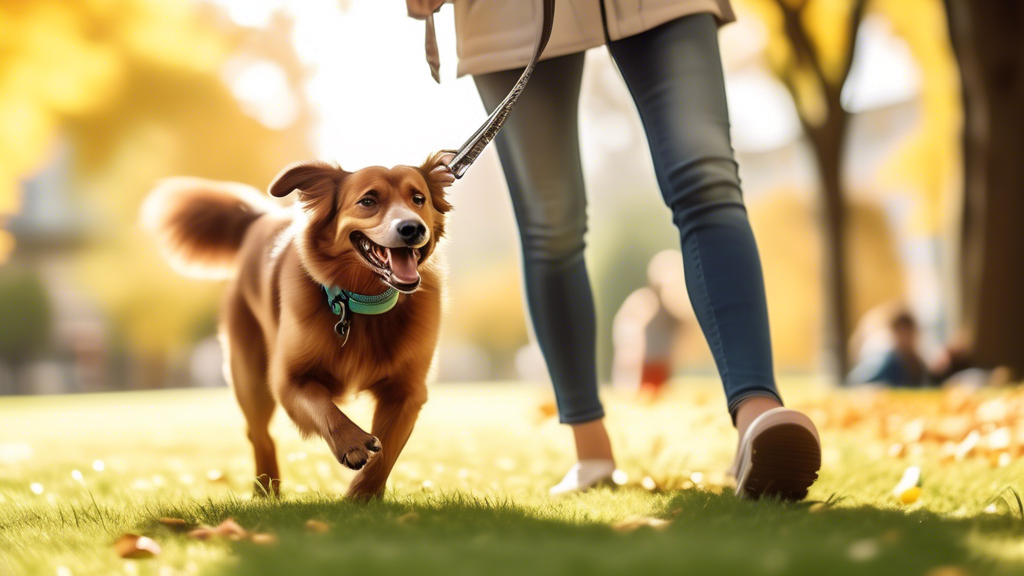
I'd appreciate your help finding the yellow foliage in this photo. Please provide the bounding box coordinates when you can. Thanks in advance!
[0,0,311,354]
[0,0,229,218]
[739,0,864,90]
[874,0,961,235]
[736,0,962,235]
[0,95,58,210]
[801,0,861,85]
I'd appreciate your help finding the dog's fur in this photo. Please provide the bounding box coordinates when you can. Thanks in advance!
[142,154,452,499]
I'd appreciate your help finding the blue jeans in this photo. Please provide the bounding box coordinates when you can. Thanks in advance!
[473,13,783,424]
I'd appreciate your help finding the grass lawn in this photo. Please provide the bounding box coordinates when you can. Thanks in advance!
[2,378,1024,576]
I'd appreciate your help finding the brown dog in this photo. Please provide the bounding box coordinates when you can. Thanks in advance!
[142,153,453,499]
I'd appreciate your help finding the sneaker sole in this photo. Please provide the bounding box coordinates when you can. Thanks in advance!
[739,423,821,501]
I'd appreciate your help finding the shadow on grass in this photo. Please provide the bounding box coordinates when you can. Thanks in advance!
[135,489,1024,576]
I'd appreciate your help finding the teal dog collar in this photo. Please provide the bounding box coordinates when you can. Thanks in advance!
[322,285,400,346]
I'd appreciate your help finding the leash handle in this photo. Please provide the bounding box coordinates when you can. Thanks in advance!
[445,0,556,179]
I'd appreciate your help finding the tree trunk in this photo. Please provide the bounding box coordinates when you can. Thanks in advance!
[808,121,851,381]
[944,0,1024,376]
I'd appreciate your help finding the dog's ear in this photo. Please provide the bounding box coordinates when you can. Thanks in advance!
[268,161,348,203]
[417,152,454,247]
[418,152,453,215]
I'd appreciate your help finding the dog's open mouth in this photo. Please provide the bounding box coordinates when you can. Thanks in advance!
[352,232,422,293]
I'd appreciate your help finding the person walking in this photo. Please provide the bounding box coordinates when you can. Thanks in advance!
[407,0,822,500]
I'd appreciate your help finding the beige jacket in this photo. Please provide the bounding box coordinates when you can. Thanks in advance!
[453,0,735,77]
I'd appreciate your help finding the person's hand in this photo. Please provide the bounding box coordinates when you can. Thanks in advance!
[431,152,456,188]
[407,0,444,20]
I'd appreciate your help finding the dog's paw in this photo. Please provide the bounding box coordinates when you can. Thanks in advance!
[331,433,382,471]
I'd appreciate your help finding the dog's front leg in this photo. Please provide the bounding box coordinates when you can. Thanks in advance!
[347,383,428,500]
[274,372,382,471]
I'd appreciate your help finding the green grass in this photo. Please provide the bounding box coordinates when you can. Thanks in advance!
[2,380,1024,576]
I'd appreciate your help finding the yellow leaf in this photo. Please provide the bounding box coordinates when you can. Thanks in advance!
[898,486,921,505]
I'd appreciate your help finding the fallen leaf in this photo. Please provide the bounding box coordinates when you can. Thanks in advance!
[902,418,926,443]
[898,486,922,505]
[396,512,419,524]
[986,428,1012,451]
[187,526,217,540]
[887,443,906,458]
[535,401,557,422]
[187,518,248,541]
[158,518,188,531]
[933,416,972,442]
[612,516,672,533]
[305,520,330,534]
[214,518,247,540]
[976,398,1009,424]
[892,466,922,497]
[250,533,278,545]
[956,431,981,461]
[114,534,161,559]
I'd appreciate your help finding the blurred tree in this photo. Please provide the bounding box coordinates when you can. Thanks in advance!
[740,0,870,380]
[0,268,52,393]
[943,1,1024,376]
[0,0,313,386]
[740,0,959,380]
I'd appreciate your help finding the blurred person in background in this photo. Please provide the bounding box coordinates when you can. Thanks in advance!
[849,307,933,387]
[408,0,821,499]
[611,250,692,400]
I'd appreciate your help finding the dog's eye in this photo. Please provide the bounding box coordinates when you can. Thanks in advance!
[412,194,426,207]
[358,197,377,208]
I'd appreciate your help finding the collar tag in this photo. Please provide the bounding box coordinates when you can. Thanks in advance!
[322,285,400,345]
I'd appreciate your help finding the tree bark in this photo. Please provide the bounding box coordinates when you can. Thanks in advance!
[944,0,1024,376]
[808,116,852,379]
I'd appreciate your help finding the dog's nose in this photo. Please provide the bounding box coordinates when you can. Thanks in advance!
[396,220,427,245]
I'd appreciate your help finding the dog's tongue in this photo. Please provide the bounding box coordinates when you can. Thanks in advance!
[387,248,420,284]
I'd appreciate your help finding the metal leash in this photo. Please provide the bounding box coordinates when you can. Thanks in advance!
[431,0,556,179]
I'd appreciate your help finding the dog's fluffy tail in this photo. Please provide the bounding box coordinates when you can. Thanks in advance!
[141,177,279,280]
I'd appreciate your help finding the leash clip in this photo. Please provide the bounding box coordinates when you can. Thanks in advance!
[328,290,352,347]
[333,301,351,347]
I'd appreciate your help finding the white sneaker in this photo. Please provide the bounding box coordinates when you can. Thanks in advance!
[549,459,617,496]
[732,408,821,501]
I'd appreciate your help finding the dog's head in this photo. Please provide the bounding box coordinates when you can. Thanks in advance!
[269,152,453,295]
